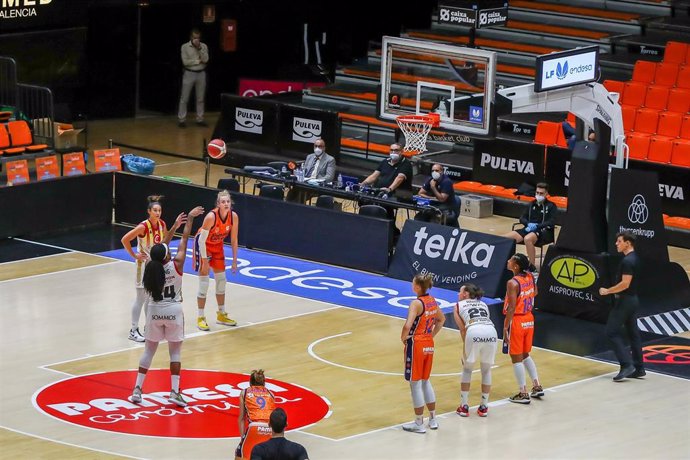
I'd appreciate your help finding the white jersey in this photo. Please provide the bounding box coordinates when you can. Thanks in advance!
[456,298,493,330]
[146,260,185,343]
[149,260,183,308]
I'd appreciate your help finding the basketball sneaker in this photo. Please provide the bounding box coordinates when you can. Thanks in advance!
[477,404,488,417]
[509,392,531,404]
[428,418,439,430]
[630,368,646,378]
[216,311,237,327]
[197,316,210,331]
[530,385,545,398]
[402,422,426,434]
[130,386,142,404]
[128,327,145,343]
[456,404,470,417]
[168,390,187,407]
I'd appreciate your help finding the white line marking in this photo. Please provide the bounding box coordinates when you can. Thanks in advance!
[0,260,121,285]
[0,424,147,460]
[0,252,68,266]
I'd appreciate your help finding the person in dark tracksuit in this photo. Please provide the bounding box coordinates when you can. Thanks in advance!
[599,231,646,382]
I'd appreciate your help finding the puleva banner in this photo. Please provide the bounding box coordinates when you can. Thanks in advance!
[387,220,514,298]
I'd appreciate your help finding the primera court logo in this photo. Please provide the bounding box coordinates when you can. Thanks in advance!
[0,0,52,20]
[33,370,330,438]
[550,255,598,289]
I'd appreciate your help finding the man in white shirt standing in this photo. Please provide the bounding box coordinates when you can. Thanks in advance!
[178,28,209,128]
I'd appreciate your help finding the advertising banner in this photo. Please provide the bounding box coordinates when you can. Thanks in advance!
[473,138,544,188]
[278,104,341,159]
[535,46,599,93]
[387,220,515,297]
[36,155,59,181]
[5,159,30,185]
[438,1,507,28]
[544,146,572,197]
[0,0,86,31]
[62,152,86,176]
[629,159,689,218]
[238,79,325,98]
[607,168,669,262]
[215,94,279,147]
[536,246,612,323]
[438,3,477,26]
[94,148,121,172]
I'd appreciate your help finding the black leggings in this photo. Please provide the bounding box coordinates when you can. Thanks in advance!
[605,295,643,368]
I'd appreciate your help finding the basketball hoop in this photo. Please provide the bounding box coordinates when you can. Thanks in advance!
[396,113,440,155]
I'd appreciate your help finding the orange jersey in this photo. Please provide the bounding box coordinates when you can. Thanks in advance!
[503,273,536,316]
[197,208,232,248]
[242,385,276,425]
[410,294,440,340]
[136,219,166,256]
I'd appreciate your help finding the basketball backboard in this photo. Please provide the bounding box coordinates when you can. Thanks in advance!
[378,36,497,137]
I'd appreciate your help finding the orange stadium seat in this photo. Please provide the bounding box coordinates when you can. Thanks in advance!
[478,184,506,197]
[655,111,684,139]
[548,196,568,208]
[653,62,680,87]
[644,85,669,111]
[453,181,484,193]
[632,60,657,83]
[555,125,568,148]
[603,79,625,97]
[4,120,48,155]
[681,115,690,139]
[622,82,648,107]
[665,216,690,230]
[634,108,660,135]
[626,133,651,160]
[667,87,690,113]
[534,121,561,145]
[677,65,690,89]
[671,140,690,167]
[647,137,674,163]
[663,41,689,64]
[0,124,11,155]
[621,105,637,132]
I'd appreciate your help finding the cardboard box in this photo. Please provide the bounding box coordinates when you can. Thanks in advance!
[33,118,84,150]
[460,194,493,218]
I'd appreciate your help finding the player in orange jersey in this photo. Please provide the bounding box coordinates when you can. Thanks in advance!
[503,253,544,404]
[401,273,446,433]
[235,369,276,460]
[121,195,184,342]
[193,190,239,330]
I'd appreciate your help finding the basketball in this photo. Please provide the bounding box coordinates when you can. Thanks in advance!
[207,139,227,159]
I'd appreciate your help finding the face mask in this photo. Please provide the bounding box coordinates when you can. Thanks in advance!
[431,171,441,180]
[314,148,323,156]
[389,152,400,162]
[535,194,545,203]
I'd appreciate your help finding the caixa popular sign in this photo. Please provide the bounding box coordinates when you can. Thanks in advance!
[438,1,508,28]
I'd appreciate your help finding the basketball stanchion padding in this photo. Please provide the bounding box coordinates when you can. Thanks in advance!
[121,154,155,175]
[396,113,440,155]
[207,139,227,159]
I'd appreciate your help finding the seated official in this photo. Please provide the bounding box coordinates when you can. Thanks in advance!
[503,182,557,271]
[414,163,456,225]
[287,138,336,203]
[360,143,413,219]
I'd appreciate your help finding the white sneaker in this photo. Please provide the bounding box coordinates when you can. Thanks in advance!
[130,386,142,404]
[168,390,187,407]
[428,418,439,430]
[402,422,426,434]
[128,327,145,342]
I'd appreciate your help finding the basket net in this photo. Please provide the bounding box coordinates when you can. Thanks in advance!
[396,114,437,154]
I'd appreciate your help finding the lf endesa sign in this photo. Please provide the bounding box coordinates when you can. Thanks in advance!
[535,46,599,92]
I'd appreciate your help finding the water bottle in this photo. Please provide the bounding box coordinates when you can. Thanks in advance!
[296,166,304,182]
[337,173,343,188]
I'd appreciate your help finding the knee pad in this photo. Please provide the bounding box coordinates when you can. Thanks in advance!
[168,341,182,363]
[139,341,159,369]
[480,362,492,386]
[462,363,474,384]
[421,379,436,404]
[409,380,424,408]
[198,275,209,299]
[215,270,227,296]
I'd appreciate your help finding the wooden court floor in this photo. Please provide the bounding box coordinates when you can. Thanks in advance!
[1,248,689,459]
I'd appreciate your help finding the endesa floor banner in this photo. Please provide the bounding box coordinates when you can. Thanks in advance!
[387,220,514,298]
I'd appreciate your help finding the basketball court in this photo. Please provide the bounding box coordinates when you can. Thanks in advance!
[1,231,689,459]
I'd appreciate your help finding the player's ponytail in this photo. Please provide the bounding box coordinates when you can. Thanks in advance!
[249,369,266,386]
[143,243,167,301]
[413,272,434,293]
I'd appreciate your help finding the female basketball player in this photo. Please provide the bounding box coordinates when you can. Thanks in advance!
[121,195,185,342]
[193,189,239,331]
[454,283,497,417]
[235,369,277,460]
[504,253,544,404]
[129,205,203,407]
[401,273,445,433]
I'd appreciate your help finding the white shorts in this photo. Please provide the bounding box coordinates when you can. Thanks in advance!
[145,303,184,342]
[464,324,498,365]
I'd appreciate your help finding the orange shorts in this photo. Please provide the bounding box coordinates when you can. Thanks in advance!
[193,237,226,272]
[507,314,534,355]
[404,337,435,381]
[235,422,272,459]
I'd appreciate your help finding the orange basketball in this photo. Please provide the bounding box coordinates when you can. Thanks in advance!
[207,139,227,159]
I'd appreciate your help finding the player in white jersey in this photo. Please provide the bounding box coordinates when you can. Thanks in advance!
[121,195,184,342]
[129,205,204,408]
[453,283,498,418]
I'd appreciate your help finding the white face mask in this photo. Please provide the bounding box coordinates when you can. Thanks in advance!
[535,194,545,203]
[431,171,441,180]
[389,152,400,162]
[314,147,323,156]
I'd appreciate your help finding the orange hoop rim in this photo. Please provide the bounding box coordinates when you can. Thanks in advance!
[396,113,440,128]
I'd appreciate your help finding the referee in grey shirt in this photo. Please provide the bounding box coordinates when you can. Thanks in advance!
[178,28,209,128]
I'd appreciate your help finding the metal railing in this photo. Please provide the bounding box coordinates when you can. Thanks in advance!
[0,56,18,108]
[17,83,55,145]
